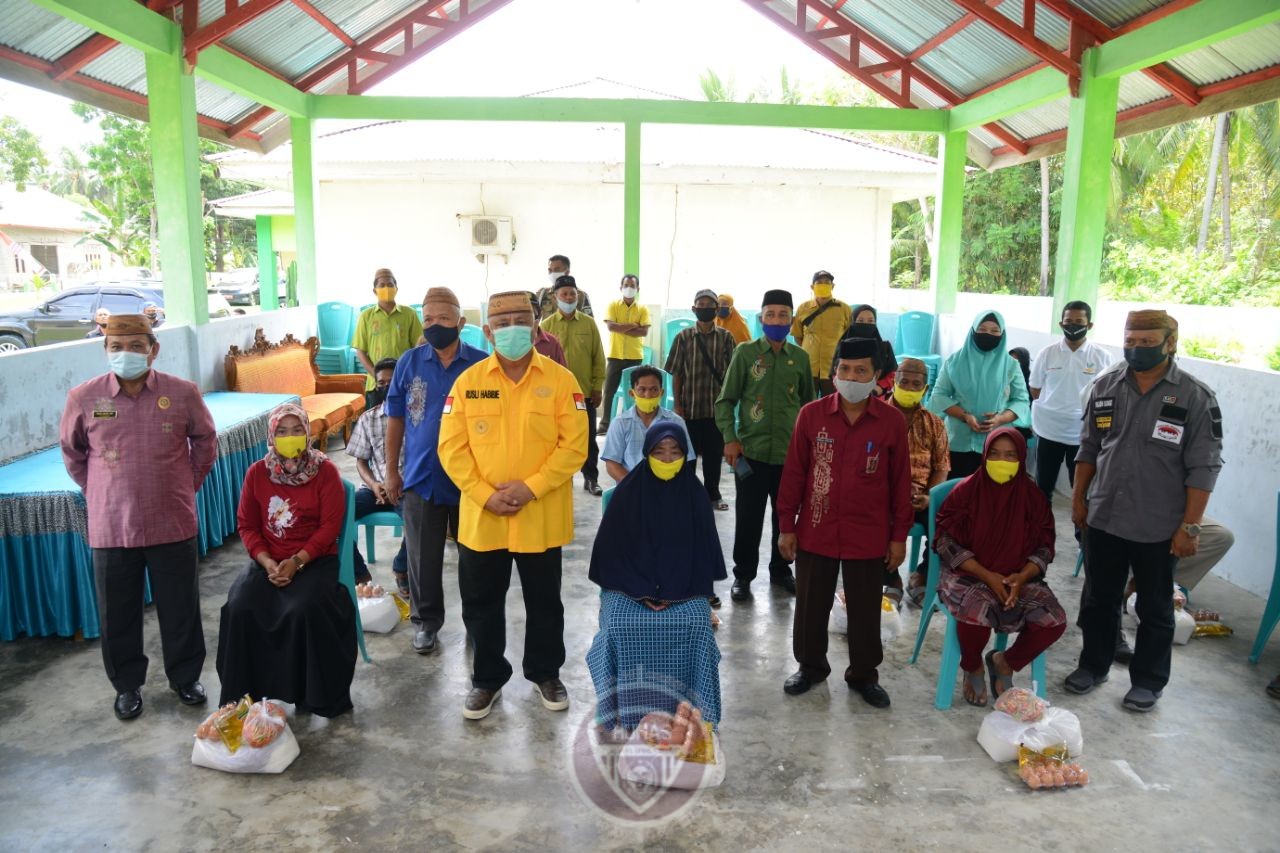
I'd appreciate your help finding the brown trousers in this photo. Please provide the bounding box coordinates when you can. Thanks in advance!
[793,550,884,687]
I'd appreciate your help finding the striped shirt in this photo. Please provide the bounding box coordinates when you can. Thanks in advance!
[664,325,737,421]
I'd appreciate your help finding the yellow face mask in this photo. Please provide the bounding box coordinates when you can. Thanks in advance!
[274,436,308,459]
[813,283,834,299]
[648,456,684,481]
[375,285,397,302]
[893,385,926,408]
[633,394,660,414]
[985,459,1019,484]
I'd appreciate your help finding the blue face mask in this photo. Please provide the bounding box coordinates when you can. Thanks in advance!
[108,351,150,380]
[556,299,577,314]
[762,322,790,342]
[492,324,534,360]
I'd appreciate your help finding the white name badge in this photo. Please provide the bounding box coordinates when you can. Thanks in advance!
[1152,420,1184,445]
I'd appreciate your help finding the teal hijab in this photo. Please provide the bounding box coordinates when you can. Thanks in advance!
[940,309,1012,418]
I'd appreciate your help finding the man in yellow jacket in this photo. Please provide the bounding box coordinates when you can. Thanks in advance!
[792,270,852,397]
[438,290,588,721]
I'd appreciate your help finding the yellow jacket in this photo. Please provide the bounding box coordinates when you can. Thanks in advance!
[792,298,852,378]
[438,352,588,553]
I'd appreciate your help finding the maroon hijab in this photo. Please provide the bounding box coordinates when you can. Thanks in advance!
[935,427,1055,575]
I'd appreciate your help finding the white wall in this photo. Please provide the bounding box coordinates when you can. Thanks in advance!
[936,313,1280,599]
[0,307,317,462]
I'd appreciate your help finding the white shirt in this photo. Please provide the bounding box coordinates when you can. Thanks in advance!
[1029,338,1114,445]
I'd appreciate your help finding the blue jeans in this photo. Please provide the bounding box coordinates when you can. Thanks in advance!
[353,486,406,580]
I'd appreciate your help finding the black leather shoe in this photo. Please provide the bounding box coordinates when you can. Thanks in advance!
[1064,667,1108,695]
[771,573,797,595]
[1114,632,1134,664]
[114,688,143,721]
[535,678,570,711]
[853,683,891,708]
[730,580,752,601]
[584,479,603,497]
[171,681,206,706]
[413,629,438,655]
[783,671,813,695]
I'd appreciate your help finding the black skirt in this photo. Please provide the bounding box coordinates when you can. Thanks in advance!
[216,555,356,717]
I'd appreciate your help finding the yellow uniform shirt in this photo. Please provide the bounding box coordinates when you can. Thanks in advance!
[791,298,852,379]
[605,299,650,360]
[540,310,606,397]
[437,352,588,553]
[352,304,421,389]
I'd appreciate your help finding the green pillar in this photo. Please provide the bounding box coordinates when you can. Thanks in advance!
[1052,49,1119,330]
[930,129,967,315]
[255,214,277,311]
[144,48,207,326]
[623,120,640,275]
[290,116,318,306]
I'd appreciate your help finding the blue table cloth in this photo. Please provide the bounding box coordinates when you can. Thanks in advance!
[0,392,298,641]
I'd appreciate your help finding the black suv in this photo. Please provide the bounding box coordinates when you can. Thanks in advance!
[0,282,230,351]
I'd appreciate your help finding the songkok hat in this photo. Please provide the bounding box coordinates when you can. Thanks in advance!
[837,337,880,361]
[104,314,153,337]
[423,286,459,308]
[812,270,835,283]
[488,290,535,318]
[762,289,793,309]
[694,288,718,303]
[1125,309,1176,332]
[373,268,397,285]
[897,356,929,376]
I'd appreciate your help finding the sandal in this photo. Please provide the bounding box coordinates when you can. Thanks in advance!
[963,669,988,707]
[985,649,1013,699]
[713,501,729,512]
[394,572,410,597]
[1267,676,1280,700]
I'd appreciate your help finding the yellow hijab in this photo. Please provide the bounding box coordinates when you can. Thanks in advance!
[715,294,752,344]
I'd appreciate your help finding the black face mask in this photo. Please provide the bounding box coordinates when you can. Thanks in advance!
[850,322,879,339]
[1123,343,1168,372]
[366,387,388,408]
[694,307,717,323]
[423,323,460,350]
[972,331,1002,352]
[717,307,731,318]
[1062,323,1088,342]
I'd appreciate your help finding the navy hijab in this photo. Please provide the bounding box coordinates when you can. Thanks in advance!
[588,421,727,603]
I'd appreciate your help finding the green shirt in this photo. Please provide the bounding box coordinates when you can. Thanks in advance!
[352,304,420,390]
[540,310,605,397]
[715,338,814,465]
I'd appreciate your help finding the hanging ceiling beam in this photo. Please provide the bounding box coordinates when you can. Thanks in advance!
[290,0,355,47]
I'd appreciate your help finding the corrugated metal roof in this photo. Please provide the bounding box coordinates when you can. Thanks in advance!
[1168,23,1280,85]
[1070,0,1168,30]
[918,19,1039,97]
[0,0,94,62]
[194,79,260,124]
[221,4,342,81]
[79,45,147,95]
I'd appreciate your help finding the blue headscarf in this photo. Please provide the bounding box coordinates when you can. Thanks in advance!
[929,309,1014,419]
[588,421,727,603]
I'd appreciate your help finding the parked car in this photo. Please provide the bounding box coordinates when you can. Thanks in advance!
[0,282,232,352]
[210,268,261,306]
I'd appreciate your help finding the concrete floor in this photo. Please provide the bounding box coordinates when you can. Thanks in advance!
[2,449,1279,851]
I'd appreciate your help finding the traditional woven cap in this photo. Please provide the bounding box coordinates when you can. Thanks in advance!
[373,267,397,285]
[837,337,879,360]
[1125,309,1176,332]
[488,290,535,318]
[694,288,718,303]
[104,314,152,337]
[423,286,459,308]
[762,289,793,309]
[897,356,929,375]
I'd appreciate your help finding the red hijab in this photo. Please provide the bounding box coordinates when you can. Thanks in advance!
[935,427,1054,575]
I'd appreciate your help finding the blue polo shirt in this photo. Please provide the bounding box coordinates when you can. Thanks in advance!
[385,341,487,503]
[600,405,696,473]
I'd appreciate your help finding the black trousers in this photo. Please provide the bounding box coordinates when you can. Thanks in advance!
[732,457,790,582]
[583,402,599,482]
[92,537,204,693]
[600,358,641,426]
[458,544,565,691]
[948,450,983,479]
[685,417,725,501]
[1034,435,1078,501]
[402,490,460,632]
[794,551,884,687]
[1078,526,1176,691]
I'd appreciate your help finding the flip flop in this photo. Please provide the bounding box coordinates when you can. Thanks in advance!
[985,649,1013,699]
[963,669,988,707]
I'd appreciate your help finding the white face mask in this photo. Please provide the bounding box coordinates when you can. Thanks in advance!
[833,377,875,405]
[621,286,638,300]
[548,272,566,286]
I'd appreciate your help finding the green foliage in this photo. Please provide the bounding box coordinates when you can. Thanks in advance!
[1267,343,1280,372]
[959,160,1061,295]
[1181,336,1244,364]
[0,116,48,191]
[1101,240,1280,306]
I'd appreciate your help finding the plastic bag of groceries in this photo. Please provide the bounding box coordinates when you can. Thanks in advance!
[978,699,1083,764]
[617,703,725,791]
[1126,588,1196,644]
[192,696,299,774]
[827,591,902,644]
[355,582,401,634]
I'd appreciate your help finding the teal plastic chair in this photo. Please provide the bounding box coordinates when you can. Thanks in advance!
[642,344,654,366]
[459,323,490,353]
[1248,491,1280,664]
[609,366,673,419]
[740,309,761,340]
[663,318,695,364]
[358,510,403,564]
[876,312,900,353]
[1073,549,1084,577]
[906,521,926,577]
[907,478,1047,709]
[338,480,372,663]
[410,303,423,322]
[896,310,942,379]
[317,302,356,374]
[602,486,615,513]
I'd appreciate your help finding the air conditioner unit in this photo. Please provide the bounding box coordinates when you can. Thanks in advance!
[467,215,514,256]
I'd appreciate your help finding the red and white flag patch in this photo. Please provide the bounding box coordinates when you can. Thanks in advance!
[573,393,586,411]
[442,395,454,414]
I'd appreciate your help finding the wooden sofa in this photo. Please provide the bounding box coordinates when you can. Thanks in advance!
[225,329,366,445]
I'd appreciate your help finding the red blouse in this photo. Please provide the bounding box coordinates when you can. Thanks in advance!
[237,459,345,563]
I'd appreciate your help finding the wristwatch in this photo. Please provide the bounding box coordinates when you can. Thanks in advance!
[1181,523,1202,537]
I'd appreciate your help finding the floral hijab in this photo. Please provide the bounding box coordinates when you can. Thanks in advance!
[263,402,326,486]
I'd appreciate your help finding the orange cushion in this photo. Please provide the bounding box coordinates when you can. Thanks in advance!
[302,393,362,430]
[232,348,317,397]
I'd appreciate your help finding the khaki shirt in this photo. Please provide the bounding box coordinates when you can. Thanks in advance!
[792,298,852,379]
